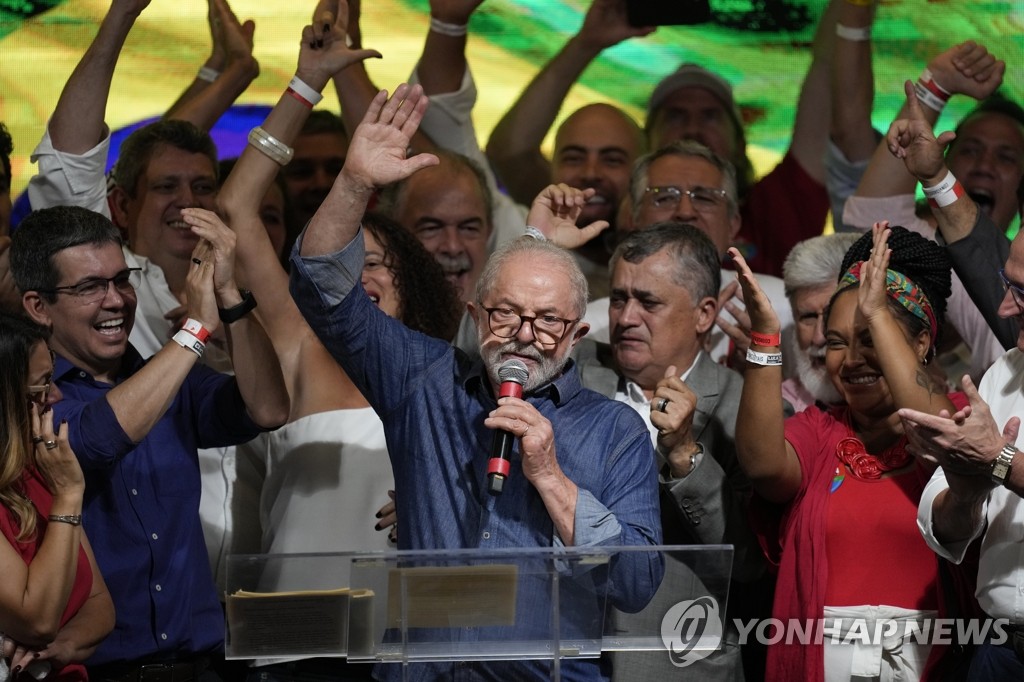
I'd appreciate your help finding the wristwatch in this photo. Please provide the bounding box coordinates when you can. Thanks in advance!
[990,444,1016,486]
[218,289,257,324]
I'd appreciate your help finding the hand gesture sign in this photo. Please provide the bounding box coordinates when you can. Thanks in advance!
[526,184,609,249]
[300,0,381,90]
[886,81,956,184]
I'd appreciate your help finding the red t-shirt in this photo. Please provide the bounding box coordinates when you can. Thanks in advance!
[0,467,93,681]
[734,152,830,278]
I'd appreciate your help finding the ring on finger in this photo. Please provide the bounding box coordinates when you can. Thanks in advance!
[192,257,202,265]
[44,439,58,450]
[31,435,44,444]
[656,397,670,413]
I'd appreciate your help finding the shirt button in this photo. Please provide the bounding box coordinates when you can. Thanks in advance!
[482,532,490,539]
[155,584,162,591]
[151,533,158,540]
[131,489,138,496]
[161,633,168,641]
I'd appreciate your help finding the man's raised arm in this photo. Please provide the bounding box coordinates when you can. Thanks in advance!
[299,84,439,258]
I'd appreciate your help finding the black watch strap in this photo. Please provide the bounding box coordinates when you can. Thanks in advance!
[218,289,257,323]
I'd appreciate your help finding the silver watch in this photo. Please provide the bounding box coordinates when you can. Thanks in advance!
[990,444,1016,486]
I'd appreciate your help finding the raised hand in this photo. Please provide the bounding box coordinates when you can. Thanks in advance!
[31,404,85,501]
[724,247,780,341]
[210,0,257,69]
[886,80,956,183]
[526,184,609,249]
[578,0,655,51]
[429,0,485,25]
[342,84,440,191]
[715,280,753,365]
[300,0,381,90]
[926,40,1004,101]
[857,221,891,324]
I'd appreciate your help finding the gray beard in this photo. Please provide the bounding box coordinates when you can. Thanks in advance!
[786,333,842,405]
[480,339,570,393]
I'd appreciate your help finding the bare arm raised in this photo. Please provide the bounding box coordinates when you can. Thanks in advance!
[486,0,653,205]
[730,248,801,504]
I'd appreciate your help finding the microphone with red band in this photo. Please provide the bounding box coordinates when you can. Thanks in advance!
[487,359,529,495]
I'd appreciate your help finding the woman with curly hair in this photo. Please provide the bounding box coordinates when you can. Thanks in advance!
[0,314,113,680]
[732,222,975,681]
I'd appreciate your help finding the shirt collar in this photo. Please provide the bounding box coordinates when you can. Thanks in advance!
[53,344,146,385]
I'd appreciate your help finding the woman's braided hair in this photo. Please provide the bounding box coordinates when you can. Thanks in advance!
[834,225,952,347]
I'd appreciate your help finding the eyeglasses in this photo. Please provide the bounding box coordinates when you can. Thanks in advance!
[482,307,579,347]
[27,350,56,406]
[38,268,142,305]
[642,185,729,213]
[1000,269,1024,309]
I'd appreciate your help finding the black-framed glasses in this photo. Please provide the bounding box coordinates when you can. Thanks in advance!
[642,185,729,213]
[27,349,56,406]
[482,306,579,347]
[38,268,142,305]
[1000,269,1024,309]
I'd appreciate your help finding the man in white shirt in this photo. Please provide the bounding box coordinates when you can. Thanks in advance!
[905,232,1024,679]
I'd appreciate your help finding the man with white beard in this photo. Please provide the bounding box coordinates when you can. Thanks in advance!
[780,233,859,413]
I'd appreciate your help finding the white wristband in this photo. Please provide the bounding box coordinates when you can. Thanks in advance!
[248,126,294,166]
[524,226,547,241]
[746,348,782,366]
[921,170,957,197]
[914,68,951,113]
[172,329,206,357]
[835,23,871,41]
[197,66,220,83]
[430,16,468,37]
[287,75,324,107]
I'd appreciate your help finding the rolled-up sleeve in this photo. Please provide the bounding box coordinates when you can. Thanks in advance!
[917,466,987,564]
[28,126,112,216]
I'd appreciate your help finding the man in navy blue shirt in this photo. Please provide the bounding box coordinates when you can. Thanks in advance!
[290,84,662,681]
[11,205,289,679]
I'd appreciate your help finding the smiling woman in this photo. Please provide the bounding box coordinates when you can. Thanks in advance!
[0,313,114,679]
[731,223,982,681]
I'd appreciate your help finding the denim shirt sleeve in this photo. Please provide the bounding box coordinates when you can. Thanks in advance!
[554,489,622,549]
[289,226,366,308]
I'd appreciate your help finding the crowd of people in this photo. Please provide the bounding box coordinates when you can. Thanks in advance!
[0,0,1023,681]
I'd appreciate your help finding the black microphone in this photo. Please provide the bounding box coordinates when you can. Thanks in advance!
[487,359,529,495]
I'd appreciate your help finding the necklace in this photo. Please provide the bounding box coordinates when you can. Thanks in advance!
[834,434,911,480]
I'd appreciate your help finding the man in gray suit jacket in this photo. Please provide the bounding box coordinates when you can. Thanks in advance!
[576,223,766,681]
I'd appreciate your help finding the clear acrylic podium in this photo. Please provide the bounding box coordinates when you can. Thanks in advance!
[225,545,732,679]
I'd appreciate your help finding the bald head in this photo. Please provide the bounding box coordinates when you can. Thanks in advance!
[552,104,644,228]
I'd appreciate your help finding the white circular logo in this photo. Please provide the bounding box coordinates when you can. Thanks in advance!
[660,596,723,667]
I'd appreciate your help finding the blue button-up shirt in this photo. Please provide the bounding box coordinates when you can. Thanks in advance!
[290,232,663,681]
[52,346,265,665]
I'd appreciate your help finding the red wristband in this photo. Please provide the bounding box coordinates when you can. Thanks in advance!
[181,318,212,344]
[751,331,781,347]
